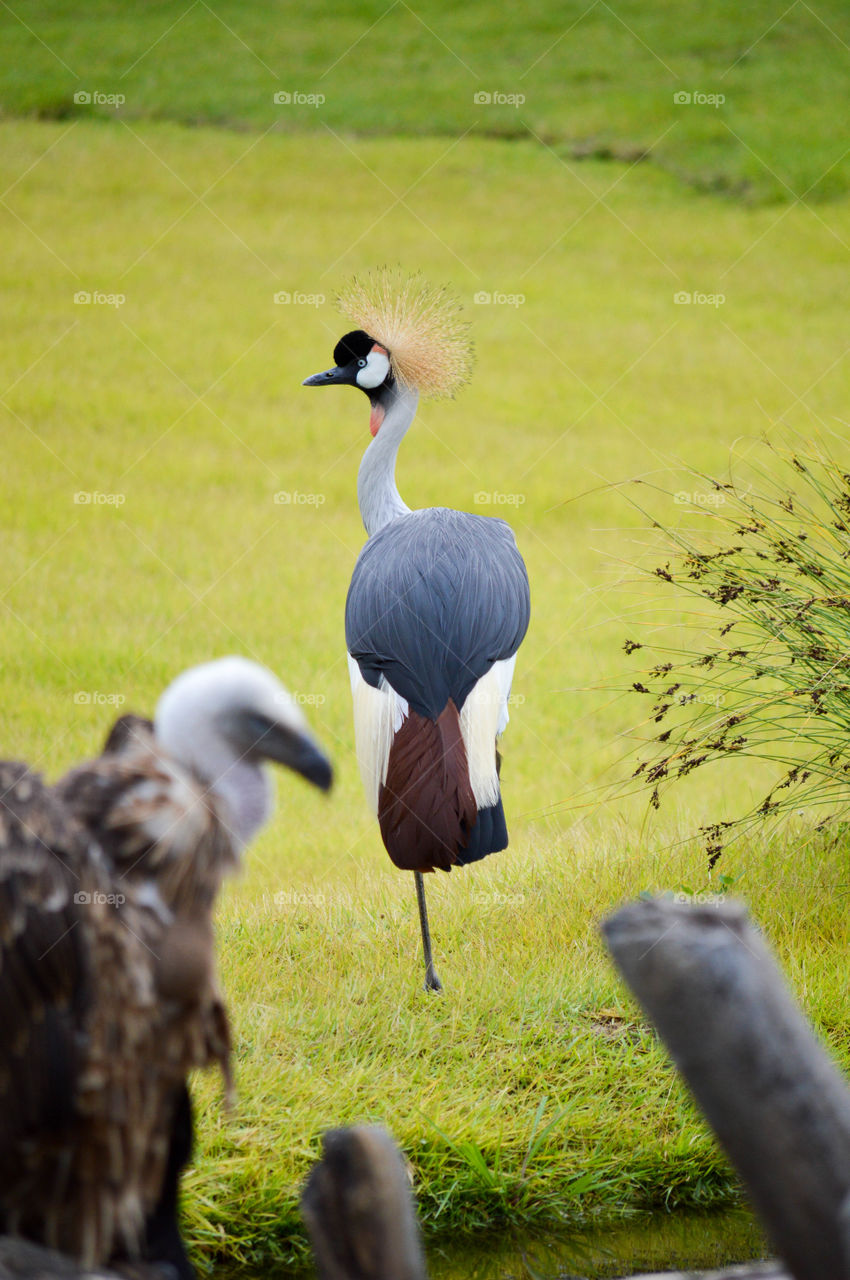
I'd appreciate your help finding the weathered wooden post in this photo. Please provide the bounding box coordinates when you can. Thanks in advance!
[602,898,850,1280]
[301,1126,428,1280]
[0,1236,133,1277]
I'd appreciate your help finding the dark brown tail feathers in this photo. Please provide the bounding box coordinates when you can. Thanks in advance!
[378,701,477,872]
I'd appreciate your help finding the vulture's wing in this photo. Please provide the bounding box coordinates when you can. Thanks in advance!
[0,762,91,1157]
[57,727,237,911]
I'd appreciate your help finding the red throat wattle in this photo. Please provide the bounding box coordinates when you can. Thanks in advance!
[370,402,385,437]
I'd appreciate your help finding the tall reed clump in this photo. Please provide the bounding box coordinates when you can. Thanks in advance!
[623,442,850,865]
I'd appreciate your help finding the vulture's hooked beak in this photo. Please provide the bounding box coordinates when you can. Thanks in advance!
[267,724,333,791]
[237,712,333,791]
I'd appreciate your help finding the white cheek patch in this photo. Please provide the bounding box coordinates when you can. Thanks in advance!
[356,348,391,390]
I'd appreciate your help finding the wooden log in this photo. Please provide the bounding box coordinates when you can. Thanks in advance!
[625,1268,786,1280]
[0,1235,166,1278]
[602,898,850,1280]
[301,1126,428,1280]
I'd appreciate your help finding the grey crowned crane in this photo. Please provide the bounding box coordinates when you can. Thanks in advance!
[0,657,331,1277]
[304,270,530,992]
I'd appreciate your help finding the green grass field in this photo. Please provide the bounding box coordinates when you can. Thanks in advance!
[4,1,850,201]
[3,3,850,1271]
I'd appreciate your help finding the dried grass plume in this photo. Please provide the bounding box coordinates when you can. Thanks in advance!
[337,267,474,398]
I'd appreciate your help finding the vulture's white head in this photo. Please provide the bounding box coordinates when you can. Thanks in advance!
[155,656,332,849]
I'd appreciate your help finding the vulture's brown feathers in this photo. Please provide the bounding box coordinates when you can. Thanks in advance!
[0,657,332,1272]
[0,745,232,1267]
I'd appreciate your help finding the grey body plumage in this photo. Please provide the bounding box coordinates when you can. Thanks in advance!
[346,506,530,719]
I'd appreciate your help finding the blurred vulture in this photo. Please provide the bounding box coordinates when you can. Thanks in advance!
[0,657,331,1277]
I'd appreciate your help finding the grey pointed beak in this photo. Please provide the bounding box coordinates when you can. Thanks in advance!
[303,365,351,387]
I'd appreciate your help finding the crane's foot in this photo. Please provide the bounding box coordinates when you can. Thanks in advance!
[423,964,443,994]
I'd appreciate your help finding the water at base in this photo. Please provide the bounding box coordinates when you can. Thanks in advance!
[426,1207,767,1279]
[223,1205,768,1279]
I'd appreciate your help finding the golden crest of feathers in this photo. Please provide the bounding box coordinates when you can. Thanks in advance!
[337,268,474,399]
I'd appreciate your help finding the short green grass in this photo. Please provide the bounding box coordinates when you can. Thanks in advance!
[4,113,850,1265]
[5,2,850,1264]
[186,821,850,1266]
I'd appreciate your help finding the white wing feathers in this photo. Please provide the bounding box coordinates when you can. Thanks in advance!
[348,654,517,814]
[459,656,516,808]
[348,656,409,813]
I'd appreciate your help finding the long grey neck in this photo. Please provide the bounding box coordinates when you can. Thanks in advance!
[357,384,418,536]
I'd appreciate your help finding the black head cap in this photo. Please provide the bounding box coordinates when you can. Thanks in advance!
[333,330,379,367]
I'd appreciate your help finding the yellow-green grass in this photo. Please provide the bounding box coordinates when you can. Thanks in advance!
[3,118,850,1264]
[4,1,850,202]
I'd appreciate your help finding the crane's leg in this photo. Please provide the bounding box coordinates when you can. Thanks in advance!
[414,871,443,993]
